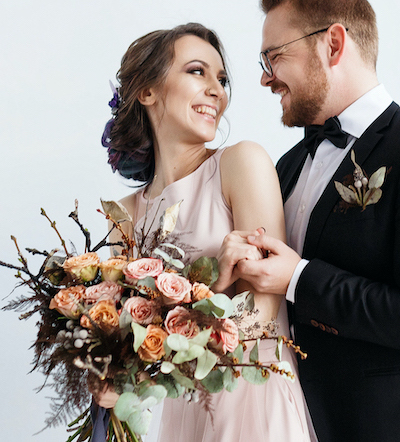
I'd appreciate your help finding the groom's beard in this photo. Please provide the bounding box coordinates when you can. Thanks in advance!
[273,50,329,127]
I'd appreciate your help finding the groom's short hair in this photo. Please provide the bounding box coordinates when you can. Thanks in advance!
[260,0,378,69]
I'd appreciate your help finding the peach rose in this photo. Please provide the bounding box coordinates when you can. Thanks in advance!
[220,318,240,354]
[123,296,157,325]
[138,324,168,362]
[156,273,192,305]
[123,258,163,283]
[63,252,100,282]
[192,282,214,302]
[84,281,123,304]
[165,306,199,339]
[49,285,86,319]
[80,300,119,331]
[99,258,127,282]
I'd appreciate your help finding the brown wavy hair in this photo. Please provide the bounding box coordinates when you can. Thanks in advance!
[260,0,378,68]
[103,23,230,185]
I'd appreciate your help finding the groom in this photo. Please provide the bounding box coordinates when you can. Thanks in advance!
[216,1,400,441]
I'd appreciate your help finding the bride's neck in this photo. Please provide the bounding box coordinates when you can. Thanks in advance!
[148,142,211,198]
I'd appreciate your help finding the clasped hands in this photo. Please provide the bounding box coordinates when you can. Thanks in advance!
[213,228,301,295]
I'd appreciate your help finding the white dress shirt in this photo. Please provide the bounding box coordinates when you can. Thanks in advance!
[286,84,393,303]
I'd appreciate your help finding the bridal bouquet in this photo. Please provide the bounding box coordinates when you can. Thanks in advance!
[1,200,304,441]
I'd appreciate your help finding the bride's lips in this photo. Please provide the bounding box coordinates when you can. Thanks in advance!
[192,104,218,120]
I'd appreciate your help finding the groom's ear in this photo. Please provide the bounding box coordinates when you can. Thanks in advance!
[326,23,347,67]
[138,87,157,106]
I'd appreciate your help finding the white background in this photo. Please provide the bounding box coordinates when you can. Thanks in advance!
[1,1,399,440]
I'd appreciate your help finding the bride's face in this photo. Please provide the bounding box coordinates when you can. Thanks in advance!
[147,35,229,144]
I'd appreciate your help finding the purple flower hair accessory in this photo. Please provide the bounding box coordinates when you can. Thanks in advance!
[108,80,120,115]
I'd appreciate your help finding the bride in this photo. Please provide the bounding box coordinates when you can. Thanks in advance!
[101,22,314,442]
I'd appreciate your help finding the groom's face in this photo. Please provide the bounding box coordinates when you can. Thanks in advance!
[260,4,329,127]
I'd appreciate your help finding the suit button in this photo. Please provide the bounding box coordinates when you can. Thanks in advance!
[331,328,339,335]
[325,326,331,333]
[311,320,319,328]
[319,324,326,332]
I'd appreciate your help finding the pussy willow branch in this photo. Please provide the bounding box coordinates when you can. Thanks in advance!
[68,200,91,253]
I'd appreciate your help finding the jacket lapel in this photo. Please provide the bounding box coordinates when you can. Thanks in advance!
[278,146,308,202]
[302,102,398,259]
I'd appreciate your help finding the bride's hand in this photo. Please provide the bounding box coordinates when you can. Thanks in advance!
[213,229,264,293]
[91,382,120,409]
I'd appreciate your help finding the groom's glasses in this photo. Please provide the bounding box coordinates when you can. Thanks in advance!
[259,27,330,78]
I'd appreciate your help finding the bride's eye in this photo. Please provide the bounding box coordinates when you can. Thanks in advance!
[219,76,229,88]
[188,66,204,76]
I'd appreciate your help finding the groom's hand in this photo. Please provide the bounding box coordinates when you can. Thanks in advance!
[236,234,301,295]
[213,229,263,293]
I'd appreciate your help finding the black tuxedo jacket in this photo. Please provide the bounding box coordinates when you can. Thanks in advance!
[277,102,400,442]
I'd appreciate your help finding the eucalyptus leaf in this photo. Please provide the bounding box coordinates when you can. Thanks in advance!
[195,349,218,380]
[157,373,185,398]
[242,366,268,385]
[222,367,238,392]
[137,276,156,290]
[166,334,189,352]
[153,248,172,262]
[233,342,244,364]
[160,243,185,258]
[201,368,224,393]
[172,344,205,364]
[161,361,176,374]
[114,392,141,421]
[334,181,358,205]
[249,339,259,363]
[100,199,132,223]
[170,258,185,269]
[186,256,219,286]
[140,384,168,406]
[208,293,235,318]
[231,291,254,313]
[171,369,195,389]
[189,327,212,347]
[119,308,133,329]
[131,322,147,352]
[368,166,386,189]
[127,409,152,435]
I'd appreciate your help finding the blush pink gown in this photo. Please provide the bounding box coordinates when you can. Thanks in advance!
[134,147,316,442]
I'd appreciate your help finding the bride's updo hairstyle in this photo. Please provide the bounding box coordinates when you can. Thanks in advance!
[102,23,230,185]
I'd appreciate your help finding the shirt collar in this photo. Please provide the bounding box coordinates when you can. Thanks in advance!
[338,84,393,138]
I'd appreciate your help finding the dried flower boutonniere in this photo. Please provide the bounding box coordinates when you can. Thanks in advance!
[334,150,386,211]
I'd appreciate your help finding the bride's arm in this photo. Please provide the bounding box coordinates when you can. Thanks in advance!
[219,141,286,318]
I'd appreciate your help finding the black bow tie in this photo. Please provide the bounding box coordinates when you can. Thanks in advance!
[304,116,348,159]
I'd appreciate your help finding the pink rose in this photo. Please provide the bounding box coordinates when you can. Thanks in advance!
[49,285,86,319]
[156,272,192,305]
[165,306,199,338]
[123,296,157,325]
[220,318,239,354]
[84,281,123,304]
[63,252,100,282]
[123,258,163,283]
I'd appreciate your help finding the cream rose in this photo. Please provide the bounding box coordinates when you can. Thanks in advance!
[156,272,192,305]
[138,324,168,362]
[99,258,127,282]
[220,318,240,354]
[49,285,86,319]
[123,258,163,283]
[192,282,214,302]
[123,296,157,325]
[84,281,123,304]
[80,300,119,331]
[165,306,199,339]
[63,252,100,282]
